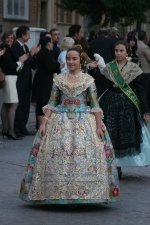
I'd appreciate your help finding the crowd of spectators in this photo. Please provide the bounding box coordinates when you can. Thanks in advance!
[0,24,150,140]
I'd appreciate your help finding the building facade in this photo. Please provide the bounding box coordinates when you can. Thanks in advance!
[0,0,149,40]
[0,0,84,40]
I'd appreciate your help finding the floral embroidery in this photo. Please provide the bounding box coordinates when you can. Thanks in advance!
[112,188,119,197]
[30,147,39,157]
[64,99,80,106]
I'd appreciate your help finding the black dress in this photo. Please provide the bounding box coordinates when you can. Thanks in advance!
[31,48,60,115]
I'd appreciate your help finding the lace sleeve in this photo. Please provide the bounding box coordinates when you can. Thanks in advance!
[43,83,60,113]
[101,65,114,82]
[88,82,104,119]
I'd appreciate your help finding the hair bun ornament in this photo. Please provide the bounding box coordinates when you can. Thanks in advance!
[75,44,83,50]
[80,52,84,57]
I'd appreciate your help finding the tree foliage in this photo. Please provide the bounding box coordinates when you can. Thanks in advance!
[57,0,150,26]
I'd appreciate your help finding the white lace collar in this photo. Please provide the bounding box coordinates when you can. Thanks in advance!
[53,72,94,97]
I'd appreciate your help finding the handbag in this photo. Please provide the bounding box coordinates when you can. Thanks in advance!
[0,71,6,88]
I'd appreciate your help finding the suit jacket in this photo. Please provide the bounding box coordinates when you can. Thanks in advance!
[11,41,34,91]
[53,43,60,61]
[31,48,60,104]
[137,40,150,73]
[88,36,115,64]
[87,36,115,78]
[87,36,115,96]
[0,43,18,75]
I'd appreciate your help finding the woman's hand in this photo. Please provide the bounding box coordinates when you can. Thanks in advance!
[39,124,46,138]
[35,45,41,54]
[59,62,65,69]
[89,61,98,68]
[96,127,104,141]
[30,46,37,56]
[0,48,6,56]
[144,114,150,123]
[19,53,29,63]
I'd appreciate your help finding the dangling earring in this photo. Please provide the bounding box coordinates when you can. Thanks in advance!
[126,54,128,59]
[79,64,81,71]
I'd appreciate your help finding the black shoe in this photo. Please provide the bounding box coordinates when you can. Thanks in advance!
[117,167,122,180]
[1,130,9,139]
[119,172,122,180]
[15,132,25,137]
[7,133,23,140]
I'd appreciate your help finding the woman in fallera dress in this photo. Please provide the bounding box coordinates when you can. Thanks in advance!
[91,40,150,178]
[20,47,119,204]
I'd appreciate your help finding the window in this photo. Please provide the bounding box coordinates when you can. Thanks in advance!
[3,0,29,20]
[57,0,72,24]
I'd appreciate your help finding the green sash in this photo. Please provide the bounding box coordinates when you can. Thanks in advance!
[108,60,141,112]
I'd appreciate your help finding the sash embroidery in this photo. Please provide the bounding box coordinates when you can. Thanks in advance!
[108,60,141,112]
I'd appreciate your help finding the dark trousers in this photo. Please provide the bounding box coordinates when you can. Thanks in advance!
[140,73,150,108]
[14,90,31,133]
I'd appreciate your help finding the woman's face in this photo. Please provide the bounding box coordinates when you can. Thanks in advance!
[129,40,135,47]
[4,35,14,47]
[115,44,127,61]
[66,50,80,73]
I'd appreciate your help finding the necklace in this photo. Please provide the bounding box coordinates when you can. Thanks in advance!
[68,71,81,78]
[67,71,82,92]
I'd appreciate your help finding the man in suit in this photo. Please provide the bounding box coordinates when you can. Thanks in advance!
[50,28,61,61]
[137,30,150,108]
[68,24,83,45]
[87,30,115,97]
[11,25,37,136]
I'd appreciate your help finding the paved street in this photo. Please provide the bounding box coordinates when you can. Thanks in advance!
[0,91,150,225]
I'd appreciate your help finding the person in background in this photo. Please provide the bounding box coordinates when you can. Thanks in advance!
[40,30,51,38]
[137,30,150,108]
[79,37,90,54]
[57,37,75,73]
[127,29,138,40]
[11,25,39,137]
[31,37,64,128]
[50,28,60,61]
[127,35,139,65]
[107,27,120,43]
[0,30,28,140]
[0,48,6,88]
[68,24,83,45]
[84,32,89,40]
[87,29,115,97]
[145,36,150,47]
[88,30,96,43]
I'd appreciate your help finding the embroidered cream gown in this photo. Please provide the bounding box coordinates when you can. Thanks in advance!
[20,73,119,204]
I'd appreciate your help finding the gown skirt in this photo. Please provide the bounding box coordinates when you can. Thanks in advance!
[19,111,119,204]
[99,87,150,167]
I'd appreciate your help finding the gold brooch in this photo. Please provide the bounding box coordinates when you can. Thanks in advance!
[114,70,118,75]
